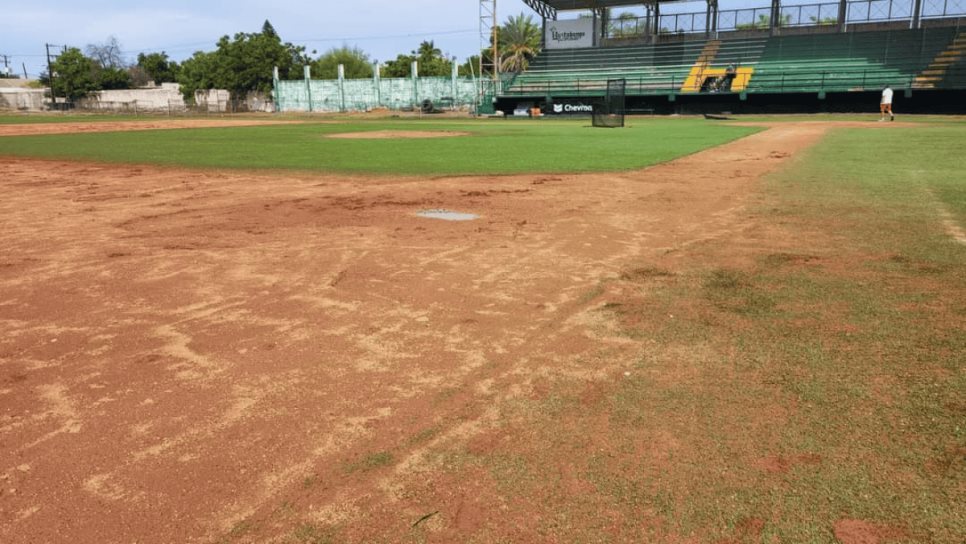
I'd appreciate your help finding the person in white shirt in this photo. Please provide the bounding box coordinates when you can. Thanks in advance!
[880,86,895,122]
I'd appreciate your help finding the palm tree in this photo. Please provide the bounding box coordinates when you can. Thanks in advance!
[499,13,541,73]
[416,40,442,62]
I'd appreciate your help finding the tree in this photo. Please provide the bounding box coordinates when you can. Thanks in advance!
[312,46,373,79]
[384,40,453,77]
[86,36,125,69]
[382,53,416,77]
[176,20,309,99]
[137,52,180,85]
[97,66,132,89]
[809,16,838,26]
[458,55,480,77]
[499,13,541,73]
[46,48,99,101]
[736,14,791,31]
[608,11,641,39]
[417,40,442,60]
[177,50,220,100]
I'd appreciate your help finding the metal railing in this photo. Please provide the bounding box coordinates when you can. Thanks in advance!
[605,0,966,38]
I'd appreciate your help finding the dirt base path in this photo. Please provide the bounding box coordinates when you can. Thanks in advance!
[0,119,299,137]
[2,124,835,542]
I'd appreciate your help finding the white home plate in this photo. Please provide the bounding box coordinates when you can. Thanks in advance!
[416,209,479,221]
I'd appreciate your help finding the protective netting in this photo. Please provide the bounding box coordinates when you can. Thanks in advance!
[275,76,479,112]
[593,79,626,128]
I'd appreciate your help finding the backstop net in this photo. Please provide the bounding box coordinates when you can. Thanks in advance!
[593,79,626,128]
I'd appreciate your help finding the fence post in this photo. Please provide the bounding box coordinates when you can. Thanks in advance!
[412,60,419,109]
[338,64,346,113]
[304,65,312,113]
[451,57,458,108]
[273,66,280,112]
[373,61,381,108]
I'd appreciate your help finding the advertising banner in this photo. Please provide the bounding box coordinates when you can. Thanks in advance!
[546,100,595,115]
[545,18,595,49]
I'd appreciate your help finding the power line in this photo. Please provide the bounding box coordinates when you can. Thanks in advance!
[291,28,478,43]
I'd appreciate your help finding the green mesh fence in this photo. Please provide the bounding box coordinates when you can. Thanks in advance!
[275,76,479,112]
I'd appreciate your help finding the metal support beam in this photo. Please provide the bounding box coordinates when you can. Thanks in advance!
[705,0,712,36]
[711,0,718,33]
[911,0,923,29]
[837,0,848,33]
[653,2,660,37]
[522,0,557,20]
[770,0,781,36]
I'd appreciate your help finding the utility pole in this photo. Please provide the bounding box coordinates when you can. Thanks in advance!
[46,43,56,105]
[0,55,10,78]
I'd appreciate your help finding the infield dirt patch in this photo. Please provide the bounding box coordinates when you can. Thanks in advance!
[2,122,939,543]
[0,119,299,137]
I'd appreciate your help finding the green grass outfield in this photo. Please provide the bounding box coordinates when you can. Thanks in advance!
[0,118,759,176]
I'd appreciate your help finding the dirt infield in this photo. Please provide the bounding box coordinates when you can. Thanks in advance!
[0,123,898,542]
[0,119,299,137]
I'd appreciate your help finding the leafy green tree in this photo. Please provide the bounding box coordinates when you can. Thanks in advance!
[384,40,453,77]
[176,50,221,100]
[97,66,132,89]
[176,19,309,99]
[499,13,541,73]
[312,46,373,79]
[382,53,416,77]
[458,55,480,77]
[137,52,180,84]
[46,47,99,100]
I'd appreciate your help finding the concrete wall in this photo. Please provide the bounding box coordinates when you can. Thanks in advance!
[0,83,273,113]
[78,83,185,112]
[0,88,46,111]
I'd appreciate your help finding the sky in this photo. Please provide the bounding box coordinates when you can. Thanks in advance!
[1,0,535,79]
[0,0,740,78]
[2,0,781,79]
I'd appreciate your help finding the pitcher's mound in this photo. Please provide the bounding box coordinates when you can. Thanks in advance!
[326,130,470,139]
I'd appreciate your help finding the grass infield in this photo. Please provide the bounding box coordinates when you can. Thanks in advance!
[441,122,965,541]
[0,118,760,176]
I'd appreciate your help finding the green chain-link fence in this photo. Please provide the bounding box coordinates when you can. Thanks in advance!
[275,76,480,113]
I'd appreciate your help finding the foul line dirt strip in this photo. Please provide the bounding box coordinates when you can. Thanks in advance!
[0,119,302,137]
[0,123,886,543]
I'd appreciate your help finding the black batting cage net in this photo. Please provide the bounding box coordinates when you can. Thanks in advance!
[593,79,626,128]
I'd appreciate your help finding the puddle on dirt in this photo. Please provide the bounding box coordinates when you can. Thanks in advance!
[416,209,479,221]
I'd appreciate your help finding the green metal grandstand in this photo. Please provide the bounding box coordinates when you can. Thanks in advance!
[497,0,965,111]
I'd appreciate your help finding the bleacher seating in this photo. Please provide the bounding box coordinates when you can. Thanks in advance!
[502,27,965,98]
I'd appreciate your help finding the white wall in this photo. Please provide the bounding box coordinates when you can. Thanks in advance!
[79,83,185,111]
[0,83,273,113]
[0,88,46,111]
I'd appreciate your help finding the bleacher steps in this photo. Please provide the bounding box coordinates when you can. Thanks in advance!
[682,41,721,93]
[913,32,965,89]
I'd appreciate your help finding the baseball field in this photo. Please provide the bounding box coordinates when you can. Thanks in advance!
[0,114,963,543]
